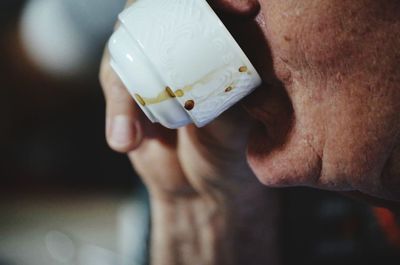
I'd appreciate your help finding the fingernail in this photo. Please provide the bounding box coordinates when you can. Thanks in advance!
[109,115,134,149]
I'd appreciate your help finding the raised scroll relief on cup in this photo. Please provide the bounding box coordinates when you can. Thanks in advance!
[108,0,262,128]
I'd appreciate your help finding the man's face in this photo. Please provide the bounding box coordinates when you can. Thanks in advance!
[215,0,400,202]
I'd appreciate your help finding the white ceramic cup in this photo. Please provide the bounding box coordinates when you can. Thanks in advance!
[108,0,261,129]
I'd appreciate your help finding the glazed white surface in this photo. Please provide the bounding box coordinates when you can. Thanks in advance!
[108,0,261,128]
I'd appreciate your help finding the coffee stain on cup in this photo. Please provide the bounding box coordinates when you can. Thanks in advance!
[239,66,248,73]
[133,64,249,108]
[225,86,233,93]
[184,100,195,110]
[135,94,146,106]
[175,89,185,97]
[166,86,176,98]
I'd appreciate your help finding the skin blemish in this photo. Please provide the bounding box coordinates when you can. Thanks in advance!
[284,35,292,42]
[280,57,289,64]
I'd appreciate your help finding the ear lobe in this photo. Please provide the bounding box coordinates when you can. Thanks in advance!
[209,0,260,18]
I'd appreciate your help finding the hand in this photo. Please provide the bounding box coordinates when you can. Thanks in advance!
[100,47,279,265]
[100,49,260,199]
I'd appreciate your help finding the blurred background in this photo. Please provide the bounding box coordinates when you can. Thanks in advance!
[0,1,399,265]
[0,1,149,265]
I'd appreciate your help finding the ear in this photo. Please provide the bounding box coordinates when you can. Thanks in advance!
[209,0,260,18]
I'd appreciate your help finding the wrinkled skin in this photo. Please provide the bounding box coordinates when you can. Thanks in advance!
[244,0,400,202]
[100,0,400,208]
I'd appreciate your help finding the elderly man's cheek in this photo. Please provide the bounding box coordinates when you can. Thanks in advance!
[246,124,323,188]
[245,95,324,189]
[246,131,376,193]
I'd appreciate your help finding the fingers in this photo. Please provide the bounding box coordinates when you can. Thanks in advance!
[100,50,142,153]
